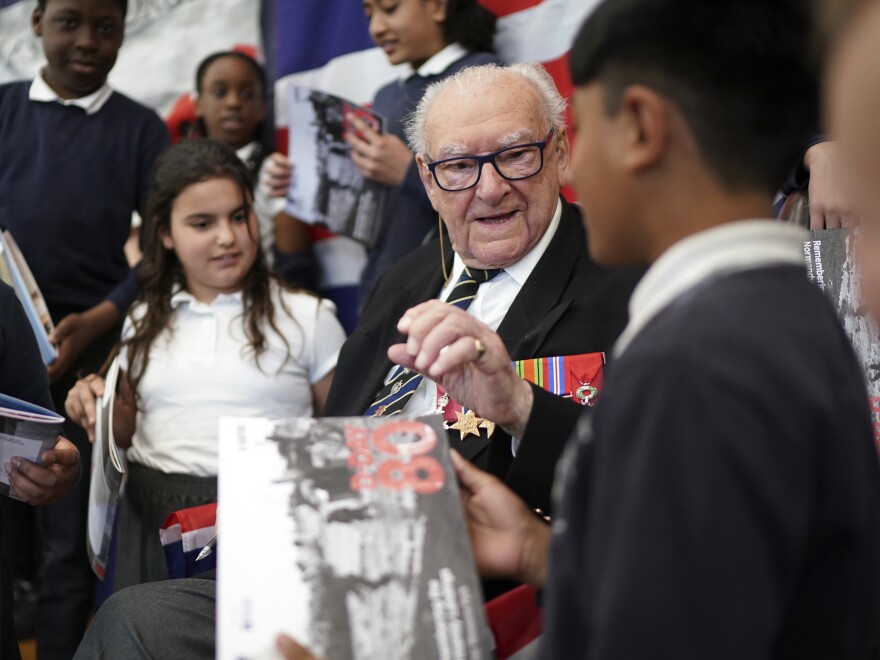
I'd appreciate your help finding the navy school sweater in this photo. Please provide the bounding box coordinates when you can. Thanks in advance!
[0,80,168,314]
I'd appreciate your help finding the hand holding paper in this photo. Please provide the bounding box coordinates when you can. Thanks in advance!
[48,300,120,383]
[0,392,65,502]
[346,114,413,187]
[284,85,388,246]
[450,450,550,587]
[276,635,321,660]
[65,374,105,443]
[6,436,79,506]
[259,152,294,198]
[804,141,859,229]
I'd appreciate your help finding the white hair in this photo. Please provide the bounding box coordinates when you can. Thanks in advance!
[404,62,568,158]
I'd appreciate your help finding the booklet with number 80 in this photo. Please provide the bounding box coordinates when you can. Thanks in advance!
[217,414,492,660]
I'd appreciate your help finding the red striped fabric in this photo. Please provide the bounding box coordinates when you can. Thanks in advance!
[479,0,545,18]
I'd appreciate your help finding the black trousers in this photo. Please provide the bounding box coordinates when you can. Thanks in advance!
[0,503,22,660]
[35,318,119,660]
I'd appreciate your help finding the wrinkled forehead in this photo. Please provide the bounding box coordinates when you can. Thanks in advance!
[424,78,547,158]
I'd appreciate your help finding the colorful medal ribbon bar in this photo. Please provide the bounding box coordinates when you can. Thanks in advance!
[512,352,606,405]
[437,351,609,439]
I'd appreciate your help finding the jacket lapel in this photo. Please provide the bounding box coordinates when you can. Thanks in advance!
[350,245,451,415]
[497,200,583,359]
[353,206,582,461]
[459,201,584,462]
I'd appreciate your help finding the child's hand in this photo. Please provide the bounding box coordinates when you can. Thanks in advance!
[6,436,80,505]
[48,312,87,382]
[804,141,859,229]
[65,375,106,442]
[451,450,550,587]
[276,635,322,660]
[48,301,119,383]
[260,153,294,198]
[346,114,413,187]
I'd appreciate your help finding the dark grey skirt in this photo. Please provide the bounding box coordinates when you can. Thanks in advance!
[112,461,217,593]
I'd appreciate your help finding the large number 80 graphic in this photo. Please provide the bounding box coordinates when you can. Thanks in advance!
[347,421,445,494]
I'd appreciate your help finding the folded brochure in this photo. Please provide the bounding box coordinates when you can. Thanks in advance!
[86,357,127,580]
[0,392,63,501]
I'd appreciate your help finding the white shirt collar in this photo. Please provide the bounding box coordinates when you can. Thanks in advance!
[170,288,243,310]
[406,43,468,81]
[236,141,259,163]
[29,70,114,115]
[447,197,563,287]
[614,219,809,357]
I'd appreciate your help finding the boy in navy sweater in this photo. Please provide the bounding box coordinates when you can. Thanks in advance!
[0,0,168,656]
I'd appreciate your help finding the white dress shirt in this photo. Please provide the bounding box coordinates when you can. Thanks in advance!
[398,198,564,415]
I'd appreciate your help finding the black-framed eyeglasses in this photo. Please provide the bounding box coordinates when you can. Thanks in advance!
[426,129,556,192]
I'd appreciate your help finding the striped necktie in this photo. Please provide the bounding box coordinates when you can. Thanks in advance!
[364,267,503,417]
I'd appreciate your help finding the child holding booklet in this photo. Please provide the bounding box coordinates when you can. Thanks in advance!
[0,280,80,660]
[0,0,169,653]
[267,0,501,308]
[356,0,500,301]
[65,139,346,592]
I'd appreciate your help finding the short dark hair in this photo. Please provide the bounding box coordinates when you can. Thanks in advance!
[195,50,267,96]
[570,0,819,194]
[37,0,128,17]
[443,0,497,53]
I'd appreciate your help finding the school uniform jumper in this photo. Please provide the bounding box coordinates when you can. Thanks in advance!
[541,221,880,659]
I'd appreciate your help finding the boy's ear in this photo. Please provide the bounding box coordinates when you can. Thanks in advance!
[32,6,43,37]
[617,85,669,174]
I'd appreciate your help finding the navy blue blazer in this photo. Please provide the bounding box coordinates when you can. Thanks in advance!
[542,265,880,659]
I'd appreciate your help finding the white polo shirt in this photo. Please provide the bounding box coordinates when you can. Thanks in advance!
[119,283,346,476]
[406,42,468,80]
[29,69,113,114]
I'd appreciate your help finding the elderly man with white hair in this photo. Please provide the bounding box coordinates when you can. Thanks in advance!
[323,62,642,518]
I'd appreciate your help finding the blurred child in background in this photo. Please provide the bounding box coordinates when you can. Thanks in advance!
[268,0,501,309]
